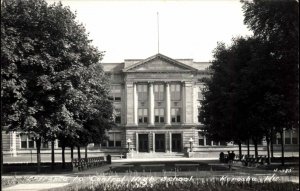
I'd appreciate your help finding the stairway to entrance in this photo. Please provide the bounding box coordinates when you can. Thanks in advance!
[128,152,186,159]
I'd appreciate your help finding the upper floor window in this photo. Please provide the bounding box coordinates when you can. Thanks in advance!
[171,108,181,123]
[171,84,181,100]
[155,108,165,123]
[138,84,148,101]
[109,85,122,101]
[114,109,121,124]
[198,86,204,101]
[154,84,164,101]
[138,108,148,124]
[198,108,201,123]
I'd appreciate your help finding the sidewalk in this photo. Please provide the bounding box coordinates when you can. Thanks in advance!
[3,183,70,191]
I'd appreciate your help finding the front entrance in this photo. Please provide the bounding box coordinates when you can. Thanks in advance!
[138,134,149,152]
[172,133,182,152]
[155,134,165,152]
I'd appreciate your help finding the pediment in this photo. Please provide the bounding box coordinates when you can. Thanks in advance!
[123,54,198,72]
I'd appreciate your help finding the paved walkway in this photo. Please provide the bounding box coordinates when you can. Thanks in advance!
[3,183,70,191]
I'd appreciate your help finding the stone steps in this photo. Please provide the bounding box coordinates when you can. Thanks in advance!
[129,152,186,159]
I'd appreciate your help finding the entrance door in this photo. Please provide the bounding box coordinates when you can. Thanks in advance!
[172,133,182,152]
[155,134,165,152]
[138,134,149,152]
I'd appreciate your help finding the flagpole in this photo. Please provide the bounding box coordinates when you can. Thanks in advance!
[157,12,159,53]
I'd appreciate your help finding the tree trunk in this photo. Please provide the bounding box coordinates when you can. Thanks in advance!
[85,146,88,160]
[51,140,55,170]
[247,139,250,157]
[77,146,81,159]
[62,145,65,169]
[71,146,74,162]
[238,141,242,160]
[280,131,285,166]
[253,138,258,158]
[266,136,271,165]
[36,138,42,174]
[270,128,274,158]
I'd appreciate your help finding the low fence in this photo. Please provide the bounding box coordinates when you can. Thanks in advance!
[72,157,105,172]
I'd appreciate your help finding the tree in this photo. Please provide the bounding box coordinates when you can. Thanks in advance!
[1,0,113,172]
[200,36,282,161]
[242,0,299,165]
[200,38,252,158]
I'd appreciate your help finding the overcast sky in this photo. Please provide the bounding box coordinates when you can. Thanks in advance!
[47,0,253,63]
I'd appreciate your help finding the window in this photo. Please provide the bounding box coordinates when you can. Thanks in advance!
[108,132,122,147]
[171,84,181,100]
[110,85,122,101]
[198,133,204,146]
[155,108,165,123]
[206,137,212,146]
[198,86,204,100]
[21,135,27,149]
[198,108,201,123]
[108,133,114,147]
[115,133,122,147]
[171,108,181,123]
[285,131,291,144]
[154,84,164,101]
[20,135,35,149]
[292,129,298,144]
[276,133,282,144]
[138,84,148,101]
[114,109,121,124]
[138,109,148,123]
[42,141,49,148]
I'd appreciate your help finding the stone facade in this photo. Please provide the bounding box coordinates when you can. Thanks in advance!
[2,53,299,158]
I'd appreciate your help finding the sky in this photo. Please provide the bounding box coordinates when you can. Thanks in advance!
[46,0,253,63]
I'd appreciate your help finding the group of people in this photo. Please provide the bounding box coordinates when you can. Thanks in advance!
[219,151,236,170]
[219,151,236,163]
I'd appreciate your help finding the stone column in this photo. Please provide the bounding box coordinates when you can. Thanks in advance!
[126,82,135,126]
[184,81,193,124]
[152,132,155,152]
[133,83,138,125]
[181,82,186,123]
[165,83,171,125]
[10,132,17,157]
[149,83,155,125]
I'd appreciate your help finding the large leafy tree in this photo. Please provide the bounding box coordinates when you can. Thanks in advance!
[200,38,256,158]
[242,0,299,165]
[1,0,113,172]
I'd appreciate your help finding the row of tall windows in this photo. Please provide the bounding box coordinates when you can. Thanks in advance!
[20,135,49,149]
[138,84,182,124]
[101,132,122,147]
